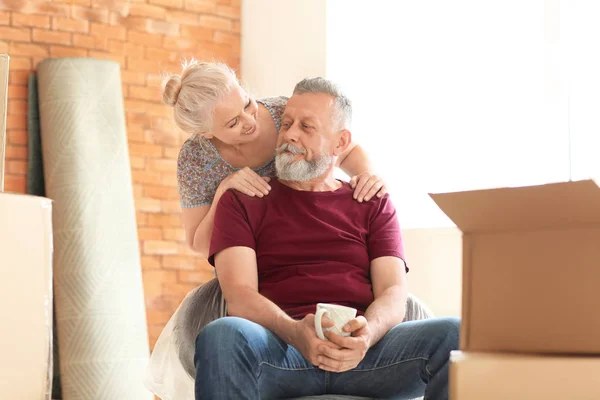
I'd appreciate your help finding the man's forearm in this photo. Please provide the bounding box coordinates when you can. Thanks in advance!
[225,286,298,344]
[364,285,407,347]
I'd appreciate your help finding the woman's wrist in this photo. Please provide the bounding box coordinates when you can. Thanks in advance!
[215,179,230,199]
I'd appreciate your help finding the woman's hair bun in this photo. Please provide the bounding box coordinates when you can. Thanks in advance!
[162,74,183,107]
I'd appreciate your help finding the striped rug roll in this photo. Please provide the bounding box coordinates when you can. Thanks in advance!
[38,58,153,400]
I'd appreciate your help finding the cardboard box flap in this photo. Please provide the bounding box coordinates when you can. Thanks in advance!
[429,179,600,233]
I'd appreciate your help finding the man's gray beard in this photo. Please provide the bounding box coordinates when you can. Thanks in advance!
[275,150,333,182]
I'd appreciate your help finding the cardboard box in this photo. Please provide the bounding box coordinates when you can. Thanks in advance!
[450,351,600,400]
[0,192,53,399]
[0,54,9,191]
[430,180,600,354]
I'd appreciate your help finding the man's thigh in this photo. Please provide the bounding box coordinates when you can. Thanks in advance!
[197,317,326,399]
[254,327,326,399]
[328,317,459,399]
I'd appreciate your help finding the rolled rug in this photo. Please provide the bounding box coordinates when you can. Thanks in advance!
[37,58,152,400]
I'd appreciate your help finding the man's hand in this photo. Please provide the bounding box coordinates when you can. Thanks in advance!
[290,314,339,366]
[317,316,372,373]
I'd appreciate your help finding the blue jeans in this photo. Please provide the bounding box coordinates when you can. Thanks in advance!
[194,316,460,400]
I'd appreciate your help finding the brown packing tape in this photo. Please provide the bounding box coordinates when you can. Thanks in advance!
[0,54,9,192]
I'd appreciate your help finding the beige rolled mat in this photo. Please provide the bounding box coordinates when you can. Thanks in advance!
[37,58,153,400]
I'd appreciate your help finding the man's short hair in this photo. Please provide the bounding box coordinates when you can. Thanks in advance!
[293,77,352,130]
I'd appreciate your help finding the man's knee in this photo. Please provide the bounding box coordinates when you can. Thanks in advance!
[427,317,460,349]
[431,316,460,333]
[393,316,460,350]
[195,316,255,355]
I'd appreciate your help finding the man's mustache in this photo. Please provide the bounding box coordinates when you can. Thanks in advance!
[277,143,307,155]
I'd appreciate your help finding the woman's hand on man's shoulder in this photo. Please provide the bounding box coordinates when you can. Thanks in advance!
[349,172,387,202]
[220,167,272,198]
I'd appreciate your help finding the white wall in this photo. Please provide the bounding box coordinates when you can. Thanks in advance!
[402,227,462,317]
[326,0,578,229]
[241,0,327,98]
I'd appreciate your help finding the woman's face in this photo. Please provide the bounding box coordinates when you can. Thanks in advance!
[208,83,260,145]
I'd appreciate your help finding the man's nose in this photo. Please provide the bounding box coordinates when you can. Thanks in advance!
[283,123,300,142]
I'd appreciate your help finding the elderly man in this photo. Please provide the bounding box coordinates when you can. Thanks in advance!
[195,77,459,400]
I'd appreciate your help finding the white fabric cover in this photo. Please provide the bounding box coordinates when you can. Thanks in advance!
[145,278,432,400]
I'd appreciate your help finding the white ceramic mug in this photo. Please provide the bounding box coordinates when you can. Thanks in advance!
[314,303,357,340]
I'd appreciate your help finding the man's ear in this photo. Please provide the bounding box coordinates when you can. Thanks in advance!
[333,129,352,156]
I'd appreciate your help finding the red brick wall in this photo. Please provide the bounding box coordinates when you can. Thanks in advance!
[1,0,240,348]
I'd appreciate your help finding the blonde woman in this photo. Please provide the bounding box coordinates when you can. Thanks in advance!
[163,60,387,258]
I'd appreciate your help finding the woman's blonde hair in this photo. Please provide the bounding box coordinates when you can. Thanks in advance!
[162,59,238,134]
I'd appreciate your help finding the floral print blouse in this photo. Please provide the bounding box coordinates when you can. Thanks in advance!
[177,96,288,208]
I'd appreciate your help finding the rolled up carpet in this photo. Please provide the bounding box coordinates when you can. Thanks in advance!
[37,58,152,400]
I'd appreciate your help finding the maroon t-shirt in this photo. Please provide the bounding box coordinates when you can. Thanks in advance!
[209,179,406,319]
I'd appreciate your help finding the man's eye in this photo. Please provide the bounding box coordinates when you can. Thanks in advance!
[244,100,251,109]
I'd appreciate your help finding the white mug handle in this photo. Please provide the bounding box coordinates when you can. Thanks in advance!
[314,308,329,340]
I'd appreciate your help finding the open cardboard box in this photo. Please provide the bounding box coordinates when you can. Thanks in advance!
[450,350,600,400]
[0,54,54,399]
[430,180,600,354]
